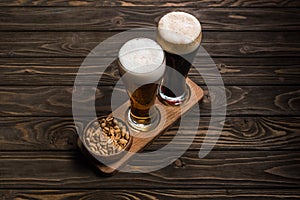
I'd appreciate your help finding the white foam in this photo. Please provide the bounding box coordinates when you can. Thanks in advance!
[157,11,202,55]
[118,38,165,84]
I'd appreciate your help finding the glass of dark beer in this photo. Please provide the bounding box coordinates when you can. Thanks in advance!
[118,38,166,131]
[157,11,202,105]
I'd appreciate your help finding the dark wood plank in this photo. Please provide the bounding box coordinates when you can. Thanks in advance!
[0,117,80,151]
[0,151,299,188]
[1,57,299,86]
[192,57,300,86]
[0,117,299,151]
[2,57,299,67]
[0,8,299,31]
[155,117,300,151]
[1,189,300,199]
[0,86,113,117]
[0,31,299,58]
[0,0,299,7]
[0,86,299,117]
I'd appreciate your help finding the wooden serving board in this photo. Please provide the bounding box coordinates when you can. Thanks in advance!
[78,78,204,176]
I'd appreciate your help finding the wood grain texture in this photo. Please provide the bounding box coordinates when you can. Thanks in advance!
[0,8,299,31]
[0,151,299,188]
[0,117,300,151]
[0,86,299,117]
[0,31,299,58]
[1,57,299,86]
[0,0,299,7]
[0,0,299,197]
[2,189,300,200]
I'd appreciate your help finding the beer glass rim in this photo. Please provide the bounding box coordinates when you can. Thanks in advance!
[118,37,166,75]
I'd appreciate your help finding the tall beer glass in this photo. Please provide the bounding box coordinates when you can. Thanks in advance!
[118,38,165,131]
[157,11,202,105]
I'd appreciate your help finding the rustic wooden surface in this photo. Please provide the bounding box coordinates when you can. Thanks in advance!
[0,0,299,199]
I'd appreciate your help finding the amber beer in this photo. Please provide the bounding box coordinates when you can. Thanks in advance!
[118,38,165,131]
[157,11,202,105]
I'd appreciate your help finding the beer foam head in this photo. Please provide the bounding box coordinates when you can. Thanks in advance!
[119,38,165,84]
[158,11,202,54]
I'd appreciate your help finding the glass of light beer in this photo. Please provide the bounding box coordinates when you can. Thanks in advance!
[157,11,202,105]
[118,38,166,131]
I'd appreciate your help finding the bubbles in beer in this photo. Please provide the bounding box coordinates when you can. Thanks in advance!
[158,11,202,55]
[119,38,165,74]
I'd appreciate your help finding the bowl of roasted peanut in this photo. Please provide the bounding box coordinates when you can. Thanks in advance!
[82,115,132,163]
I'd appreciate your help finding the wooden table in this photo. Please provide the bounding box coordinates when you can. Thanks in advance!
[1,0,300,199]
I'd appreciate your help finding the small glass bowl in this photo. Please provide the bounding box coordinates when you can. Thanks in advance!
[82,115,132,164]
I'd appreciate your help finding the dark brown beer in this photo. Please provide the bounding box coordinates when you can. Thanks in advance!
[160,48,199,98]
[157,11,202,105]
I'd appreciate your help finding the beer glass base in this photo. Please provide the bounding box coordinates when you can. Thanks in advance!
[126,107,161,132]
[158,85,190,106]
